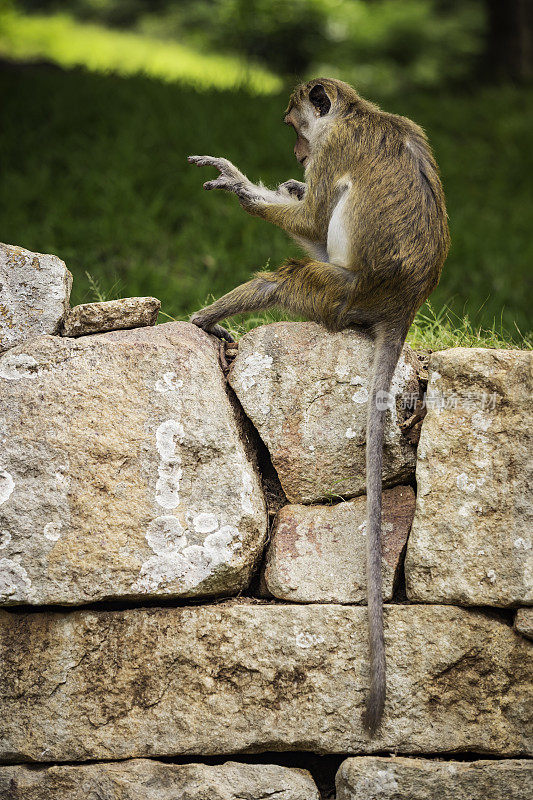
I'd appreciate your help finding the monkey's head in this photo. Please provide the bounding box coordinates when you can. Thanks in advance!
[284,78,362,167]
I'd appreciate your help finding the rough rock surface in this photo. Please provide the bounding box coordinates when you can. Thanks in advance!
[262,485,415,603]
[61,296,160,337]
[336,757,533,800]
[0,603,530,762]
[0,759,320,800]
[405,348,533,607]
[229,322,420,503]
[515,608,533,640]
[0,323,266,605]
[0,242,72,353]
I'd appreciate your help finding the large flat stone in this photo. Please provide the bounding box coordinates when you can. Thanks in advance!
[262,486,415,603]
[61,297,160,337]
[336,757,533,800]
[0,322,266,605]
[405,348,533,607]
[0,759,320,800]
[0,603,530,762]
[229,323,419,503]
[0,242,72,353]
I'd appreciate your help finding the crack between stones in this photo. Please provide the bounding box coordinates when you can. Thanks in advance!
[4,751,531,769]
[0,599,523,617]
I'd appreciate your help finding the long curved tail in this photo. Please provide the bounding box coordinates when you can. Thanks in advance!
[362,327,406,734]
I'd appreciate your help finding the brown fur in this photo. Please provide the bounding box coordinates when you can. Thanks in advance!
[188,78,450,732]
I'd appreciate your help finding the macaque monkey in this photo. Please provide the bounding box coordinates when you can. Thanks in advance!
[188,78,449,733]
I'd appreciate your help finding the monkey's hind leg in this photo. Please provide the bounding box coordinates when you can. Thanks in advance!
[191,259,364,336]
[269,258,363,330]
[190,276,278,336]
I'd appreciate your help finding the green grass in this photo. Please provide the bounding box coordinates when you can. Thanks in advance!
[407,303,531,350]
[0,46,531,348]
[0,11,280,93]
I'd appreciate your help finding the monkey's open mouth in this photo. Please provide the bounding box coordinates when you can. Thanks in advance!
[299,156,308,166]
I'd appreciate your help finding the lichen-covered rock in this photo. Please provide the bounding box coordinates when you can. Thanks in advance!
[336,757,533,800]
[0,603,530,762]
[0,323,266,605]
[262,486,414,603]
[229,322,420,503]
[0,759,320,800]
[405,348,533,607]
[515,608,533,640]
[61,297,160,337]
[0,242,72,353]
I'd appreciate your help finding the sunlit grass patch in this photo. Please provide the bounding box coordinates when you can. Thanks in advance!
[0,11,281,93]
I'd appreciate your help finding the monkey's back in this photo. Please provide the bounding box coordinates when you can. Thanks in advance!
[341,113,450,326]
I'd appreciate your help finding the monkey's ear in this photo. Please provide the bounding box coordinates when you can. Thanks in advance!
[309,83,331,116]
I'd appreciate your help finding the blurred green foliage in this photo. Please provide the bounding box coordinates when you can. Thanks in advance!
[13,0,153,28]
[0,10,280,91]
[144,0,485,92]
[1,65,530,340]
[14,0,486,93]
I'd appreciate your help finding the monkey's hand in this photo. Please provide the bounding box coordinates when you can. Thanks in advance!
[278,180,306,201]
[188,155,245,192]
[187,155,261,207]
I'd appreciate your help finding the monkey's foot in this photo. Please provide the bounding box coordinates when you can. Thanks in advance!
[209,323,236,343]
[218,340,230,375]
[190,314,236,343]
[399,408,426,432]
[217,340,239,375]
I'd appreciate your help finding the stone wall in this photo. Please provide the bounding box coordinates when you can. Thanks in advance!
[0,243,531,799]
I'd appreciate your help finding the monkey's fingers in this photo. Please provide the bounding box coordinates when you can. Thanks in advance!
[188,155,231,171]
[188,155,216,167]
[203,176,240,192]
[279,179,306,200]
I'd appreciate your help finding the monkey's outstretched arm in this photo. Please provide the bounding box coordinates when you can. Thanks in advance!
[189,156,321,242]
[191,259,362,335]
[188,154,316,240]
